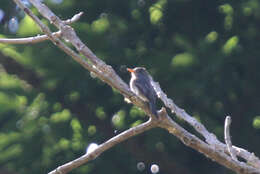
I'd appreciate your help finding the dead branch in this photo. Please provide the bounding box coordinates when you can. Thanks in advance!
[2,0,259,174]
[151,79,260,169]
[49,118,156,174]
[0,12,83,44]
[225,116,238,160]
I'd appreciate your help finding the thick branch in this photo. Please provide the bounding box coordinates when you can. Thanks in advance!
[10,0,260,174]
[151,79,260,168]
[17,0,151,117]
[157,112,259,174]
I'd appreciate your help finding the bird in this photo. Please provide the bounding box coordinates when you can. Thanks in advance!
[127,67,158,117]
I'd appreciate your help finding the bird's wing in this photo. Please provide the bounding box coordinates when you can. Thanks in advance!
[135,78,156,101]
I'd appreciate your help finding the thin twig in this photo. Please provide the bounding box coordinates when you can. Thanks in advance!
[224,116,238,161]
[49,118,156,174]
[63,12,84,24]
[0,12,83,44]
[0,31,61,44]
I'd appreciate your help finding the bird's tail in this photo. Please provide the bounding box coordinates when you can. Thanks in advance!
[149,101,158,117]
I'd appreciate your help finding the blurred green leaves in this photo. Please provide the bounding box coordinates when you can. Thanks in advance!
[71,118,83,150]
[0,44,27,65]
[129,106,145,118]
[205,31,218,43]
[219,3,234,30]
[91,17,110,34]
[222,36,239,54]
[18,15,41,36]
[112,110,126,129]
[172,52,194,68]
[0,92,25,113]
[149,0,167,25]
[50,109,71,123]
[95,107,106,120]
[131,9,141,20]
[58,138,70,150]
[87,125,96,136]
[219,4,233,15]
[253,116,260,129]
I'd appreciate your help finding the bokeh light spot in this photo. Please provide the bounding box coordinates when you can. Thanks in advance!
[86,143,99,154]
[8,17,19,34]
[137,162,145,171]
[0,9,4,23]
[150,164,159,174]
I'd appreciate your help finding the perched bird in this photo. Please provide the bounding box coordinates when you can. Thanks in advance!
[127,67,158,117]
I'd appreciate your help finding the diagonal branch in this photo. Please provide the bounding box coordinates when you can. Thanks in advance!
[49,118,156,174]
[157,111,260,174]
[151,78,260,168]
[8,0,260,174]
[13,0,151,117]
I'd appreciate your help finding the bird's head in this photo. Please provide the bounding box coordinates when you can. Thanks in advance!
[127,67,148,77]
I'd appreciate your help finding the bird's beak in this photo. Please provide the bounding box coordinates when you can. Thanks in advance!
[127,68,135,73]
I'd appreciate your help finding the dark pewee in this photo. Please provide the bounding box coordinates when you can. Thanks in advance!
[127,67,158,117]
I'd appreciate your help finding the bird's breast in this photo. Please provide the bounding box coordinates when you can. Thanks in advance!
[130,78,138,93]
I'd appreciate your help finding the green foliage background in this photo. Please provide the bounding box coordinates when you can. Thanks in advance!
[1,0,260,173]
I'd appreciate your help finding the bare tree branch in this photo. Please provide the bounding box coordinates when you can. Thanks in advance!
[49,118,156,174]
[21,0,154,118]
[225,116,238,161]
[0,12,83,44]
[63,12,84,25]
[5,0,260,174]
[157,110,259,174]
[151,78,260,169]
[0,32,61,44]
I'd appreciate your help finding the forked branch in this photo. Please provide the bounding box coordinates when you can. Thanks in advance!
[0,12,83,44]
[2,0,260,174]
